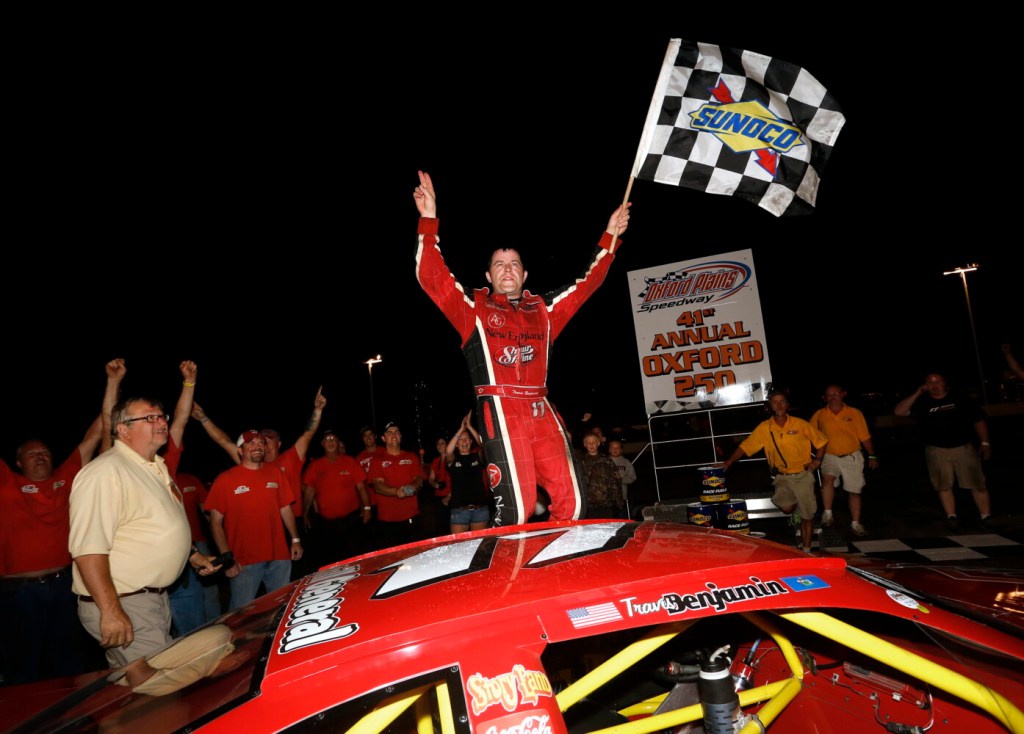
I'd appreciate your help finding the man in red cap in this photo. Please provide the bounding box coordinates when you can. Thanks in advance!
[191,388,325,576]
[206,430,303,610]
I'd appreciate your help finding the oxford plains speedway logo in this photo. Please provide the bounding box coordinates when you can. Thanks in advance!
[689,79,805,178]
[636,260,751,314]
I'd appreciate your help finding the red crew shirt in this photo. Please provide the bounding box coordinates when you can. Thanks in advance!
[368,451,422,522]
[206,464,293,565]
[302,455,367,519]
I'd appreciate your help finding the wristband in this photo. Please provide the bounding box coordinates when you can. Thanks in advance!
[363,505,372,511]
[291,538,301,543]
[183,381,196,387]
[868,455,878,459]
[981,442,991,446]
[199,417,209,424]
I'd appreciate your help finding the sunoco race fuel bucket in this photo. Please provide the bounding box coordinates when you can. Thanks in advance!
[717,499,750,534]
[687,502,717,527]
[698,465,729,503]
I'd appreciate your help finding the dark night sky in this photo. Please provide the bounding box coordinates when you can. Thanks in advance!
[4,19,1019,479]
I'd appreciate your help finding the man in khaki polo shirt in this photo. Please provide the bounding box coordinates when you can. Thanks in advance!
[70,395,218,667]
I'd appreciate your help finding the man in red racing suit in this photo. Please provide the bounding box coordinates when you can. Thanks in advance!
[413,170,631,526]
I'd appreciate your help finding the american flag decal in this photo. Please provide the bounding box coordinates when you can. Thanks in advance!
[567,602,622,629]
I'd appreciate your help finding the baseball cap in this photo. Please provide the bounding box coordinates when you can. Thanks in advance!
[237,430,262,447]
[383,421,400,433]
[322,429,339,439]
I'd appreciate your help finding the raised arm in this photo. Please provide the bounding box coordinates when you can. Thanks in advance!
[447,411,480,459]
[191,402,240,464]
[291,387,326,462]
[462,411,482,446]
[605,202,631,253]
[893,385,926,417]
[79,415,104,464]
[100,358,127,454]
[169,361,198,448]
[445,413,466,459]
[413,170,437,218]
[444,434,458,459]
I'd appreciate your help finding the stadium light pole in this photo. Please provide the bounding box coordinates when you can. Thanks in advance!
[943,264,987,405]
[365,354,383,427]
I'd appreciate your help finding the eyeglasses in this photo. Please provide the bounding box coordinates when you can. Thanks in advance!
[122,413,170,425]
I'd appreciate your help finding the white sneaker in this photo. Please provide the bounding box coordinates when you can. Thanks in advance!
[850,521,868,537]
[821,511,834,527]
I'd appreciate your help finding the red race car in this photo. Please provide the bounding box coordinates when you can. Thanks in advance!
[4,520,1023,733]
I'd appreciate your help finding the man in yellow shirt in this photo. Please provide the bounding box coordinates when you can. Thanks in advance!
[811,385,877,537]
[723,392,828,552]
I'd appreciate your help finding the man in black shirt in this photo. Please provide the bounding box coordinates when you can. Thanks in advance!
[894,373,992,529]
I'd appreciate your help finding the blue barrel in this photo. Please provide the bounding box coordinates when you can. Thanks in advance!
[687,502,718,528]
[717,499,750,534]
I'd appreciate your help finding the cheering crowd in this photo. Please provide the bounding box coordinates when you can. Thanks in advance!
[0,353,645,686]
[1,169,1017,688]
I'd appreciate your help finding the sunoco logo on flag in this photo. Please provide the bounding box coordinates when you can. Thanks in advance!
[631,39,845,217]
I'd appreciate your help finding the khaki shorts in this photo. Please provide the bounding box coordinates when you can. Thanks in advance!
[925,444,986,491]
[771,470,817,518]
[78,590,173,668]
[821,453,866,494]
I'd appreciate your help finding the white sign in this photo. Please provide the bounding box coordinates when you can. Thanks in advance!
[627,248,773,415]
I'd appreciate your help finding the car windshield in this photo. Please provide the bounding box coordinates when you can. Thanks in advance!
[9,588,289,734]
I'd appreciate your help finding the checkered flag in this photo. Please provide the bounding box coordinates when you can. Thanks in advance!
[631,39,845,217]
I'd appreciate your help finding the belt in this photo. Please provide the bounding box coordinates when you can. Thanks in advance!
[475,385,547,399]
[775,469,806,476]
[0,567,69,589]
[79,587,168,603]
[456,505,482,510]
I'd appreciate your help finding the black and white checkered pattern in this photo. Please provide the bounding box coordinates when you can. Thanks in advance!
[631,39,845,217]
